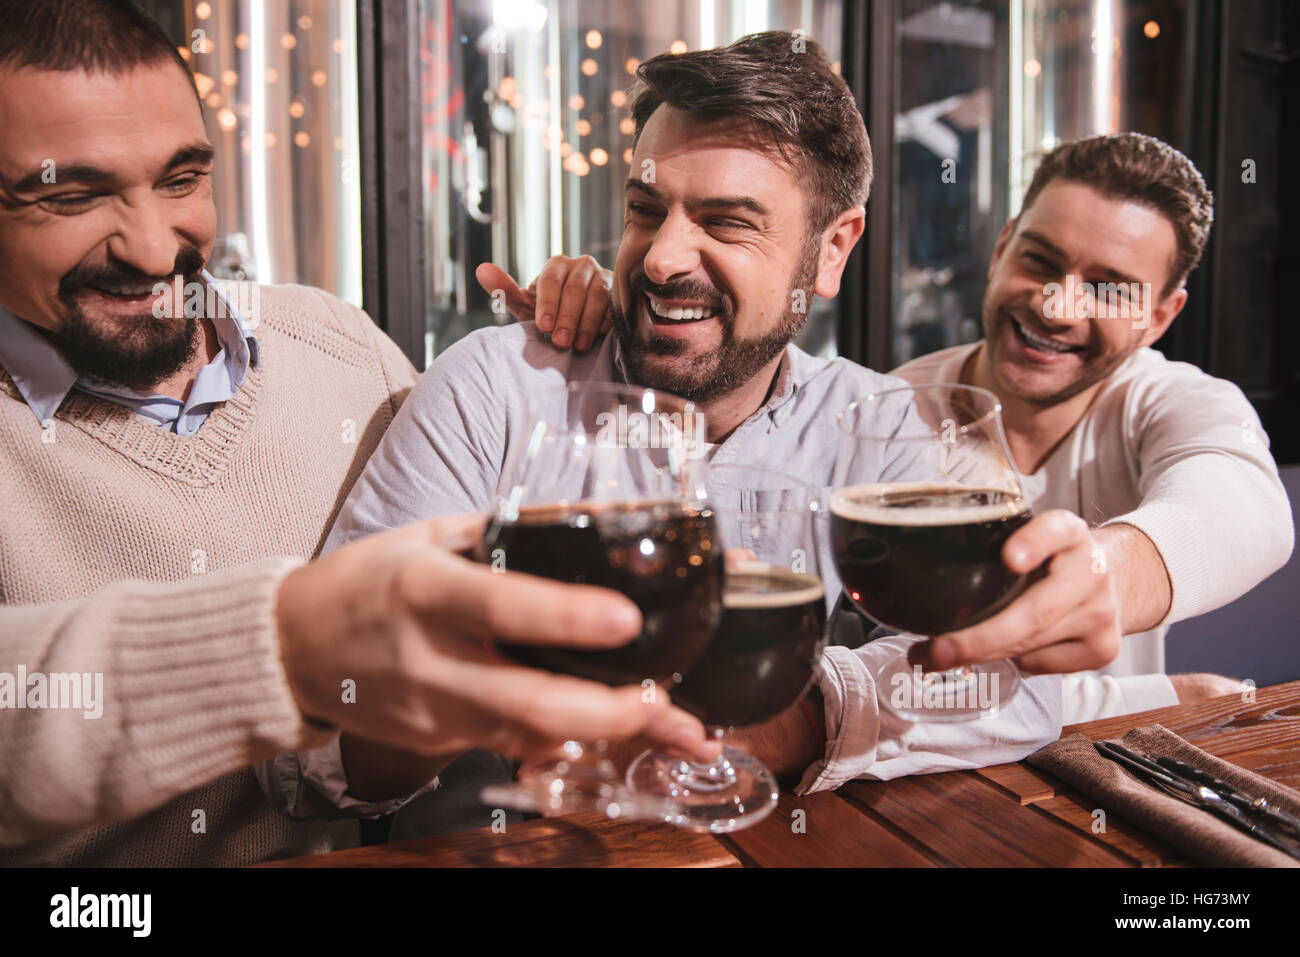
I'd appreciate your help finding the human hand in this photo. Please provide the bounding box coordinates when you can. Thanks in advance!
[475,254,612,351]
[276,514,718,763]
[908,509,1122,675]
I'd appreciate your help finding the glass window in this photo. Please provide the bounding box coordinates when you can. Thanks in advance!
[142,1,363,303]
[417,0,844,366]
[891,0,1194,369]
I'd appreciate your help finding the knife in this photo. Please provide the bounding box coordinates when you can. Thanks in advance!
[1154,755,1300,837]
[1094,741,1300,861]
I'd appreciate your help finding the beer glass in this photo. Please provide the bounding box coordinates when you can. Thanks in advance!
[478,382,723,818]
[627,465,828,832]
[831,384,1030,722]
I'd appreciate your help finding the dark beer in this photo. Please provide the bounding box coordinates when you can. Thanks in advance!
[830,483,1032,636]
[672,563,826,728]
[485,500,722,685]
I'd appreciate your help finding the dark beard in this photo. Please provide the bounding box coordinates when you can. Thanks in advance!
[611,241,820,403]
[49,246,207,392]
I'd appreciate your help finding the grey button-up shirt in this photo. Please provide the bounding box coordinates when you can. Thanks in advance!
[325,323,1062,792]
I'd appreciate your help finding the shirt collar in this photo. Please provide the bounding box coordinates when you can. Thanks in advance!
[0,270,258,429]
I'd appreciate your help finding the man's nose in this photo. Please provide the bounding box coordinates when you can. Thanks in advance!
[105,200,184,278]
[642,211,701,285]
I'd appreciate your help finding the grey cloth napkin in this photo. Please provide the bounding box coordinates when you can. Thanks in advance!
[1027,724,1300,867]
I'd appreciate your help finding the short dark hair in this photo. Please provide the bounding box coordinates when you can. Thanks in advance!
[630,31,872,235]
[1019,133,1214,297]
[0,0,195,96]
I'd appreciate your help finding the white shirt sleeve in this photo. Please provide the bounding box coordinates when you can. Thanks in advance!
[1103,367,1293,625]
[795,635,1063,793]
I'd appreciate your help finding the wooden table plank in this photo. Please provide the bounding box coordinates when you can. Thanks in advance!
[838,771,1132,867]
[717,790,939,868]
[260,813,742,868]
[1063,680,1300,756]
[1218,740,1300,791]
[975,762,1060,805]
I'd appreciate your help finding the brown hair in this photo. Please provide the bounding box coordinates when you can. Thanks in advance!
[1019,133,1214,296]
[0,0,198,100]
[630,31,872,235]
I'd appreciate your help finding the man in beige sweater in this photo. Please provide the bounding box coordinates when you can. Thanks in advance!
[0,0,717,865]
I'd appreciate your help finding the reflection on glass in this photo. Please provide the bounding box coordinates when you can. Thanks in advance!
[892,0,1192,368]
[418,0,844,364]
[144,0,362,303]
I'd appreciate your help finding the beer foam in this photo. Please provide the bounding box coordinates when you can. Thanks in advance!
[725,561,825,608]
[829,483,1028,526]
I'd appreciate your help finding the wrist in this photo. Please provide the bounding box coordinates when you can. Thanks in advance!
[275,564,339,734]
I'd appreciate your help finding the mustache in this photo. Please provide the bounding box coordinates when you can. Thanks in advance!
[628,272,727,311]
[58,246,207,300]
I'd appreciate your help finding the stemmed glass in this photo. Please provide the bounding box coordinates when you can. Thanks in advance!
[830,384,1031,722]
[478,382,723,819]
[627,465,828,832]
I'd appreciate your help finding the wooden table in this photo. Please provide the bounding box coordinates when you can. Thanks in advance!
[263,680,1300,868]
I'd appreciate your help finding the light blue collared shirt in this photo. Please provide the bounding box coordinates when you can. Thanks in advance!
[0,271,258,436]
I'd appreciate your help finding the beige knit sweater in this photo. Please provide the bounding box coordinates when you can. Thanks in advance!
[0,283,418,865]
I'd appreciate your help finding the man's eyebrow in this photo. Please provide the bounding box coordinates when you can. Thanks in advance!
[623,180,770,217]
[163,143,216,171]
[1020,229,1140,285]
[9,142,215,195]
[11,164,115,194]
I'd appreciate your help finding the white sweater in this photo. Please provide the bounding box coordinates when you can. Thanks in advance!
[894,344,1294,721]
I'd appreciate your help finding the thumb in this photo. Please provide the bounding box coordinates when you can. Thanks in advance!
[475,263,533,319]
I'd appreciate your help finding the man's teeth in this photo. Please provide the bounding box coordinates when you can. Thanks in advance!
[647,295,718,321]
[1016,320,1078,353]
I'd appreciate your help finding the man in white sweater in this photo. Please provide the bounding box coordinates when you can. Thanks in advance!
[890,134,1292,722]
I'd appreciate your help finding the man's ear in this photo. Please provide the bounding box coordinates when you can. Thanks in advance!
[1139,286,1187,348]
[811,206,866,299]
[989,218,1016,279]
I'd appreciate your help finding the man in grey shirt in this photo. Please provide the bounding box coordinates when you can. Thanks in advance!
[324,34,1102,803]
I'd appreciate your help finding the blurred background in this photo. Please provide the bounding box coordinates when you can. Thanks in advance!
[139,0,1296,681]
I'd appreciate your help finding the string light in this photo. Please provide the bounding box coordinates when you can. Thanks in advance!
[1143,20,1160,38]
[669,40,687,54]
[581,58,598,76]
[568,94,585,111]
[217,107,237,130]
[625,57,640,73]
[585,30,602,49]
[294,131,311,148]
[610,90,626,107]
[576,118,591,136]
[281,33,297,50]
[590,147,608,166]
[195,1,211,19]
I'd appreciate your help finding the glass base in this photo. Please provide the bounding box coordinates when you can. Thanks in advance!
[875,651,1020,723]
[625,745,779,833]
[479,740,678,821]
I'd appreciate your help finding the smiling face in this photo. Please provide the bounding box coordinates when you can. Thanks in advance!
[0,60,215,388]
[981,179,1187,407]
[610,106,826,403]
